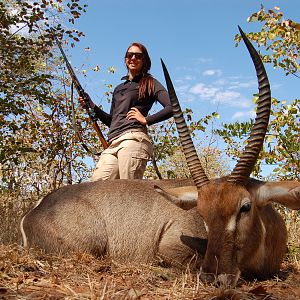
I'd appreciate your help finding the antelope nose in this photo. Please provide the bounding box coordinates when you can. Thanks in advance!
[199,266,215,283]
[200,267,241,287]
[217,272,240,287]
[200,272,240,287]
[200,272,215,284]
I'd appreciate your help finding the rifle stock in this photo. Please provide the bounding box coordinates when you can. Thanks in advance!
[51,29,109,150]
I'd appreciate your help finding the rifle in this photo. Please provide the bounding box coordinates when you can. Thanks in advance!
[51,29,109,150]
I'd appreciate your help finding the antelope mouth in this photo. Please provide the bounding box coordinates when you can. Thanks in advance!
[200,268,241,287]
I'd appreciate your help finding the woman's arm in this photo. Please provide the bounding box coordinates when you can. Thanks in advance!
[78,96,112,127]
[93,105,112,127]
[145,87,173,126]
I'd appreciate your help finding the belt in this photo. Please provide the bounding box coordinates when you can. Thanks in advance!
[109,127,148,144]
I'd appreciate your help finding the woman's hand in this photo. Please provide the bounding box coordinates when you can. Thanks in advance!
[126,107,147,125]
[78,96,95,109]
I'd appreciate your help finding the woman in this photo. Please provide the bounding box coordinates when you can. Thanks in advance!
[80,42,172,181]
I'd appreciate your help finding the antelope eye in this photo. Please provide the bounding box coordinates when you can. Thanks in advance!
[240,202,251,213]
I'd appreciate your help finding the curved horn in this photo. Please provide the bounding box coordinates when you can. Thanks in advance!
[228,26,271,183]
[161,59,210,189]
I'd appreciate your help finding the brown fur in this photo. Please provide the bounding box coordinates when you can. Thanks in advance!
[158,177,299,282]
[21,176,299,280]
[21,179,205,268]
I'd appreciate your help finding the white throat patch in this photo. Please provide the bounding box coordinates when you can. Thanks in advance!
[226,215,237,232]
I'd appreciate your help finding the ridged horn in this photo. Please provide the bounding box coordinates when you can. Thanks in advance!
[161,59,210,189]
[228,26,271,183]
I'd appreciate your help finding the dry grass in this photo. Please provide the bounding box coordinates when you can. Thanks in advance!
[285,210,300,263]
[0,245,299,300]
[0,191,39,244]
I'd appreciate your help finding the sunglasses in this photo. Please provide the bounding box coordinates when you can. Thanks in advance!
[125,52,143,60]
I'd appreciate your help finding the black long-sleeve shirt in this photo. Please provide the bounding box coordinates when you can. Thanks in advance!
[94,74,173,141]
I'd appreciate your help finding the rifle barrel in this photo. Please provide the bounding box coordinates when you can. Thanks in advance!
[51,29,109,149]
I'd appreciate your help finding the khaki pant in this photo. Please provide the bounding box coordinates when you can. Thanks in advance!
[91,130,153,181]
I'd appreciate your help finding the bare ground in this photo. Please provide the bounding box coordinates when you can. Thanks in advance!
[0,245,299,300]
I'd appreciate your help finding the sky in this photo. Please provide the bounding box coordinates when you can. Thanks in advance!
[67,0,299,174]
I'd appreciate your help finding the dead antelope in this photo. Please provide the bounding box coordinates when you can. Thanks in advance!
[158,26,300,284]
[21,179,207,267]
[20,27,299,283]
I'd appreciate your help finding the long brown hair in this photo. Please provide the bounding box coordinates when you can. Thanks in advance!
[125,42,155,99]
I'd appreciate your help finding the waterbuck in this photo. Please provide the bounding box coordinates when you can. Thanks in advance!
[158,26,300,284]
[21,179,207,267]
[21,27,299,284]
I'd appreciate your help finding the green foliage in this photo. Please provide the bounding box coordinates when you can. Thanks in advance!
[0,0,86,106]
[235,5,300,77]
[0,0,92,194]
[227,6,300,180]
[146,109,228,179]
[264,99,299,179]
[215,98,299,180]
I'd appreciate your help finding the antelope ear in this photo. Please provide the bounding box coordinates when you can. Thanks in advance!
[154,185,198,210]
[253,181,300,210]
[180,235,207,256]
